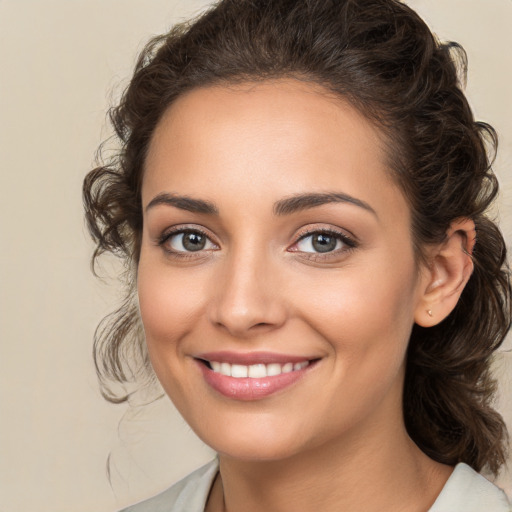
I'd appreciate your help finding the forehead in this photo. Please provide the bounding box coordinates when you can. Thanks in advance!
[143,79,406,222]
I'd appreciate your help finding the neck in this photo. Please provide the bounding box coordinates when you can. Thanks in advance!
[207,410,452,512]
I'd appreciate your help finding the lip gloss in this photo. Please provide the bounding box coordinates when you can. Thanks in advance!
[195,354,317,400]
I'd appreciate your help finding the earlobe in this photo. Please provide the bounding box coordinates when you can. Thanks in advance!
[415,218,475,327]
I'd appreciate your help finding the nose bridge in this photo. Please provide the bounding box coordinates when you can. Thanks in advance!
[208,239,286,336]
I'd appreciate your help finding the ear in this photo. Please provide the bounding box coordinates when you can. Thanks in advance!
[415,218,476,327]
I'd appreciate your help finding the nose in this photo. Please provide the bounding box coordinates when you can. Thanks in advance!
[207,250,287,338]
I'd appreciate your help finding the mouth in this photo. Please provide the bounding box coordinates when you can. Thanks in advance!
[199,359,311,378]
[194,352,320,400]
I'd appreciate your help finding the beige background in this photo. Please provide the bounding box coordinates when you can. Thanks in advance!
[0,1,510,511]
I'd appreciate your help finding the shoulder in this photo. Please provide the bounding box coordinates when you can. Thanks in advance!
[429,463,511,512]
[119,459,219,512]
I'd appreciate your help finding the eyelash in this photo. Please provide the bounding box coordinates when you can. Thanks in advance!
[157,226,358,261]
[291,228,357,261]
[158,226,216,260]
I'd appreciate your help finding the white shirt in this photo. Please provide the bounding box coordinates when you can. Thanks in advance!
[121,459,511,512]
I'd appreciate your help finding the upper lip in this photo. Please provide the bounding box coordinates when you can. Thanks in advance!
[195,351,318,365]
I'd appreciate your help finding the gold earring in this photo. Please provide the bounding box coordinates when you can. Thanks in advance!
[427,309,433,317]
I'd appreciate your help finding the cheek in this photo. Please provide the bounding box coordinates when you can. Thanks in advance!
[136,254,212,408]
[292,254,418,375]
[137,255,207,350]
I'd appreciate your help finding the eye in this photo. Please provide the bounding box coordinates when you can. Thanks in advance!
[292,229,356,255]
[160,229,217,253]
[296,232,341,253]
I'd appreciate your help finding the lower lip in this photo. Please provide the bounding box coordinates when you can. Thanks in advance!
[197,361,314,401]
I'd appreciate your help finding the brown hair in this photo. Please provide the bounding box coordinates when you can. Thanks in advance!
[83,0,511,475]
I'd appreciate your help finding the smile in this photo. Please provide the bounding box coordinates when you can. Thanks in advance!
[195,352,319,401]
[208,360,310,378]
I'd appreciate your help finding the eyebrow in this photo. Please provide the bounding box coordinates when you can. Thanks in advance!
[145,191,376,217]
[145,193,219,215]
[273,192,377,217]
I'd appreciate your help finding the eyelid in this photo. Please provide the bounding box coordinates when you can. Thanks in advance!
[155,223,358,260]
[294,225,357,244]
[288,226,358,257]
[157,225,219,256]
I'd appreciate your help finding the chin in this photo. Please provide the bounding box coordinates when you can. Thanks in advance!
[213,439,303,462]
[191,415,310,462]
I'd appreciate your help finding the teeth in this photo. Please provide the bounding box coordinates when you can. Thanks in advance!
[208,360,310,378]
[220,362,231,376]
[231,364,248,378]
[266,363,282,377]
[282,362,293,373]
[248,364,267,378]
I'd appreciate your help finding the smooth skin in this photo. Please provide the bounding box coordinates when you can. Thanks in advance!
[137,80,475,512]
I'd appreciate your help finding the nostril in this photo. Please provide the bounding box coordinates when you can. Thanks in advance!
[207,291,288,336]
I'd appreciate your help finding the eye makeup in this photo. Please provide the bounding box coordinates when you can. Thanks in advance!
[288,226,358,262]
[156,225,219,260]
[155,222,359,264]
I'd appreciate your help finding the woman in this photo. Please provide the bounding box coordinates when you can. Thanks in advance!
[83,0,512,510]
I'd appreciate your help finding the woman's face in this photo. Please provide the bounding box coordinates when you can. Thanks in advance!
[138,80,430,460]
